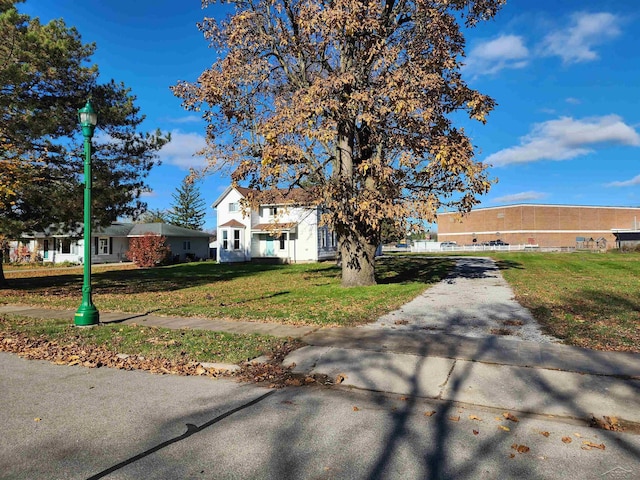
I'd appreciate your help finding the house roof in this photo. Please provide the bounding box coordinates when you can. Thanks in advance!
[96,222,135,237]
[128,223,210,238]
[22,222,209,239]
[211,185,319,208]
[219,219,245,228]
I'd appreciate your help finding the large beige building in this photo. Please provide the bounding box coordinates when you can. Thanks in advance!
[437,204,640,249]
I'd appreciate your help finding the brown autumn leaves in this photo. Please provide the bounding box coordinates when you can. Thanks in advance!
[173,0,505,285]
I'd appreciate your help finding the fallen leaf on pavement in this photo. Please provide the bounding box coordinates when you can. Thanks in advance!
[494,417,502,421]
[509,453,515,459]
[424,410,436,417]
[473,430,479,435]
[582,441,605,450]
[574,433,582,438]
[503,412,519,422]
[34,418,41,422]
[511,444,530,454]
[353,406,359,412]
[335,374,346,384]
[449,415,460,422]
[561,437,572,444]
[590,415,622,431]
[399,396,408,401]
[195,366,207,376]
[498,425,510,432]
[469,415,482,421]
[539,431,550,437]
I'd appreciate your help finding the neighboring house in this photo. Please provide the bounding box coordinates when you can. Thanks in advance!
[212,186,337,263]
[437,204,640,250]
[14,222,211,264]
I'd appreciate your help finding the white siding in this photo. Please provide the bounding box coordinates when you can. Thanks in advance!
[216,188,251,262]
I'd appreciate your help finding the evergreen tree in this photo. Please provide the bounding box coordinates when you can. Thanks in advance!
[168,176,206,230]
[0,1,169,284]
[138,208,169,224]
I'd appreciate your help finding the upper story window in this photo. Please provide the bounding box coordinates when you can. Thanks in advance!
[229,202,240,213]
[269,207,278,216]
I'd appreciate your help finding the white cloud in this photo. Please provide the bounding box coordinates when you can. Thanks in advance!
[140,190,156,198]
[565,97,581,105]
[606,174,640,187]
[492,191,548,203]
[158,130,208,169]
[165,115,202,124]
[464,35,529,76]
[485,115,640,167]
[540,12,621,64]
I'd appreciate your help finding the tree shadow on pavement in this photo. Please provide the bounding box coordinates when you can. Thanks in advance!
[67,332,640,479]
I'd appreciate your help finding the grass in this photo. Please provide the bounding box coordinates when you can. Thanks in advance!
[488,251,640,352]
[0,314,296,364]
[1,257,454,326]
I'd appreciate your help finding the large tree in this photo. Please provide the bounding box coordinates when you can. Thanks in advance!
[0,1,169,284]
[168,175,207,230]
[173,0,503,286]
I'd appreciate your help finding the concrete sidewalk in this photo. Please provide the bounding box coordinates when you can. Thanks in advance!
[0,304,318,338]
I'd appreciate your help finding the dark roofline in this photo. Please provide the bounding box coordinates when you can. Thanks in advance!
[438,204,640,215]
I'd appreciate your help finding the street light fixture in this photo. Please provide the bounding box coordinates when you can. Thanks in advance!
[74,101,99,326]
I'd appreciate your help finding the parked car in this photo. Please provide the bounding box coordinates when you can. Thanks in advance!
[440,241,457,249]
[487,240,509,246]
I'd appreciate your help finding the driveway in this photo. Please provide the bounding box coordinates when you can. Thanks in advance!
[367,256,558,343]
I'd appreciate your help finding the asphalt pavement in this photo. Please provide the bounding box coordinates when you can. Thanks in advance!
[1,352,639,480]
[1,256,640,479]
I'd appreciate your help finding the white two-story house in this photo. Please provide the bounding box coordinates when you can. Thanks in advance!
[212,186,337,263]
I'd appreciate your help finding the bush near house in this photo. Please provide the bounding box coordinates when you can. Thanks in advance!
[126,233,170,267]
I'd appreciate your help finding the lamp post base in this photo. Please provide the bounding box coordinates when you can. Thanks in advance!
[75,304,99,326]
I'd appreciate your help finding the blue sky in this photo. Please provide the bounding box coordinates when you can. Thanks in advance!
[19,0,640,231]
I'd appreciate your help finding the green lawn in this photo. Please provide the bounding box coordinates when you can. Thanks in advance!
[2,257,454,326]
[489,252,640,352]
[0,314,294,365]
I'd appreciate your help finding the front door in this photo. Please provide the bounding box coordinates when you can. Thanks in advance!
[43,240,49,259]
[265,235,275,256]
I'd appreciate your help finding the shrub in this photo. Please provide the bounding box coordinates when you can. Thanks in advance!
[126,233,171,267]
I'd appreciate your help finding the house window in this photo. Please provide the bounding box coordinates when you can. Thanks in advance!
[270,207,278,216]
[222,230,228,250]
[279,233,286,250]
[61,239,71,254]
[229,202,239,212]
[321,230,327,248]
[99,238,109,255]
[233,230,241,250]
[183,241,191,250]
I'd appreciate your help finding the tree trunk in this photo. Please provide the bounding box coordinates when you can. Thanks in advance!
[0,251,7,288]
[340,230,377,287]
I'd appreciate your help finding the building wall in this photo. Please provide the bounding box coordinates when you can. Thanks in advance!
[437,205,640,249]
[216,188,252,262]
[165,236,210,261]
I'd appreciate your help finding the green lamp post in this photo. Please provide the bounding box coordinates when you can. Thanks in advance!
[74,101,99,326]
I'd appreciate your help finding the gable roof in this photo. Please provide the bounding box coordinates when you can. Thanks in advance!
[219,219,245,228]
[212,185,319,208]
